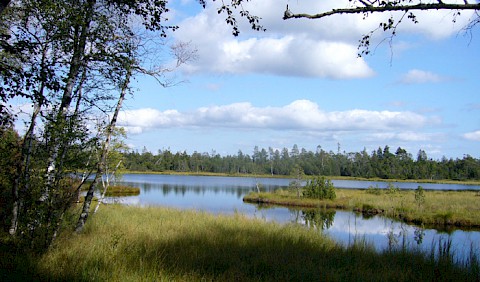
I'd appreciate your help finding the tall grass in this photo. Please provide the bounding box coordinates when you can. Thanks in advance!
[1,205,478,281]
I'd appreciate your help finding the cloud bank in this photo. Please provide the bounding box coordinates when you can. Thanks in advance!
[118,99,435,136]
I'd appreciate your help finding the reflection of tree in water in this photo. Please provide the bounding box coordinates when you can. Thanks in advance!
[301,209,336,231]
[254,203,276,211]
[124,181,285,199]
[414,227,425,245]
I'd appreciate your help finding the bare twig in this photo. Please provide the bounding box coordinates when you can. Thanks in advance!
[284,3,480,20]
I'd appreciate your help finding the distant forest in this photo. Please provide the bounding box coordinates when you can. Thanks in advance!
[123,145,480,181]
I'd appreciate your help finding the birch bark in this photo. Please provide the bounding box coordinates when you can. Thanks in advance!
[75,68,131,233]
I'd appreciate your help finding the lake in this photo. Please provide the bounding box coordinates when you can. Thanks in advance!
[108,174,480,261]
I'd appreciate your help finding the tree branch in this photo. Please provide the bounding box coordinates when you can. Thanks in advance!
[284,3,480,20]
[358,0,372,7]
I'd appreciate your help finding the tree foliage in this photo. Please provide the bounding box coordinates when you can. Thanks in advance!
[303,176,336,200]
[0,0,191,249]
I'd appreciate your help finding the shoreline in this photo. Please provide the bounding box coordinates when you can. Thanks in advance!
[119,170,480,185]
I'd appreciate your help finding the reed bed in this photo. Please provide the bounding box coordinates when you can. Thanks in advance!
[1,205,478,281]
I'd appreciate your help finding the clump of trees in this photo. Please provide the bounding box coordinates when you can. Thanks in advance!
[0,0,192,250]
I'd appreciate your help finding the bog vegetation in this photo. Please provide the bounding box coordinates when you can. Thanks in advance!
[244,185,480,228]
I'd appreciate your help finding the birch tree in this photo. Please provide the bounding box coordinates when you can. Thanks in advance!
[1,0,184,248]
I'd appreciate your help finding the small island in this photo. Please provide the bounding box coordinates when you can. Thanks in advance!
[243,176,480,228]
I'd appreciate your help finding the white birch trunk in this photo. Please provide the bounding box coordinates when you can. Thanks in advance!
[76,68,131,233]
[94,160,122,214]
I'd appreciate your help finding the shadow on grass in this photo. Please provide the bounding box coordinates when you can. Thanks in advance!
[0,237,41,281]
[2,210,479,281]
[115,221,476,281]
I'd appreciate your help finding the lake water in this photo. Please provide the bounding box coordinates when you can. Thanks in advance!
[108,174,480,261]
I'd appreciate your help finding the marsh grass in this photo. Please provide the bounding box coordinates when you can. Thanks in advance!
[244,188,480,228]
[104,185,140,196]
[1,205,478,281]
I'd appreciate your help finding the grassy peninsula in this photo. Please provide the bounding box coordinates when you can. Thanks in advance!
[243,188,480,228]
[1,205,478,281]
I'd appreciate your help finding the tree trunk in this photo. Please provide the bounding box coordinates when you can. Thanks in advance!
[94,160,122,214]
[44,0,95,203]
[75,68,131,233]
[9,86,43,235]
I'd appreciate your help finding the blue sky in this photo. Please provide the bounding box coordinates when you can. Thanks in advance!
[115,0,480,159]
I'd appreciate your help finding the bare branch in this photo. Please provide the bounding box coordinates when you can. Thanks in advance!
[358,0,372,7]
[284,3,480,20]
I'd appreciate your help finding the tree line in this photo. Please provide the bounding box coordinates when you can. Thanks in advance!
[123,145,480,181]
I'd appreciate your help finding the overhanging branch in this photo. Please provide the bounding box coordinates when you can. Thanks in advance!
[284,3,480,20]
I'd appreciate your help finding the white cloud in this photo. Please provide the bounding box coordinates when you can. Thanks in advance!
[171,0,473,79]
[117,100,433,134]
[397,2,475,40]
[398,69,451,84]
[174,2,375,79]
[368,132,441,142]
[464,131,480,141]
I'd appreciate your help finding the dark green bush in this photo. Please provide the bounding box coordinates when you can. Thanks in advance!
[303,176,336,200]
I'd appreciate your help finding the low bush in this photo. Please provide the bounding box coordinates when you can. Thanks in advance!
[366,185,382,195]
[303,176,336,200]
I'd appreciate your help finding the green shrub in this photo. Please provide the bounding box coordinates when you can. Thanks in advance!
[303,176,336,200]
[414,185,426,207]
[366,185,381,195]
[386,183,400,194]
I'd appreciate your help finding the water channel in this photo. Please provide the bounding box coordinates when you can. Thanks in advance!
[106,174,480,261]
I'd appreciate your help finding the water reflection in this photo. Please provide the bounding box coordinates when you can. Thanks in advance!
[131,182,280,199]
[270,206,480,262]
[301,209,336,231]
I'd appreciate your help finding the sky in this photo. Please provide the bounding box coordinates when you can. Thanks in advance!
[14,0,480,159]
[115,0,480,159]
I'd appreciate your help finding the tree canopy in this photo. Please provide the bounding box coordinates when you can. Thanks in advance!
[122,145,480,181]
